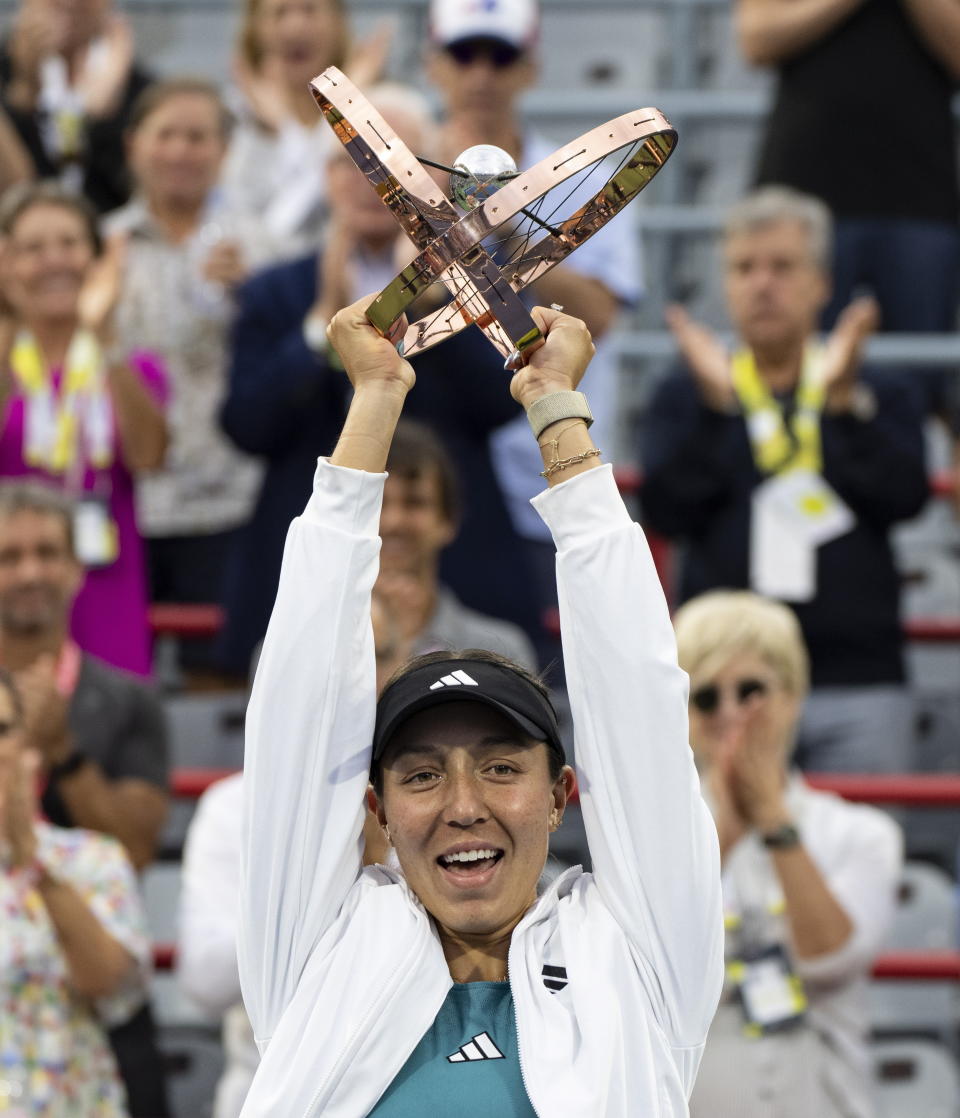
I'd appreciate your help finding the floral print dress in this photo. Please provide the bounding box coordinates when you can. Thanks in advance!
[1,823,150,1116]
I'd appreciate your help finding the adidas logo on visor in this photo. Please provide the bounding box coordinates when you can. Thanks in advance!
[429,670,479,690]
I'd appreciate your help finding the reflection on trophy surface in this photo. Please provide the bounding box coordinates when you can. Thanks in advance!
[310,66,678,369]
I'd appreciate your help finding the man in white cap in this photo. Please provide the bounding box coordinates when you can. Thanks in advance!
[426,0,642,658]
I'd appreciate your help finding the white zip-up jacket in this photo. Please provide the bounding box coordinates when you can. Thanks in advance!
[238,460,724,1117]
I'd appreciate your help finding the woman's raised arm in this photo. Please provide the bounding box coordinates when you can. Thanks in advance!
[239,298,415,1050]
[518,318,725,1061]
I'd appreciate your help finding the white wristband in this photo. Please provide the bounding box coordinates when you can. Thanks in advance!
[526,391,594,440]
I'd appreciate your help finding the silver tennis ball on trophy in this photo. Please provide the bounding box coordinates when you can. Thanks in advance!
[450,144,519,210]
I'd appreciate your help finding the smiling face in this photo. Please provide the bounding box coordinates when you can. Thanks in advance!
[253,0,344,87]
[4,203,96,325]
[128,92,227,211]
[373,702,571,939]
[723,219,829,356]
[0,510,82,638]
[25,0,111,54]
[378,468,456,579]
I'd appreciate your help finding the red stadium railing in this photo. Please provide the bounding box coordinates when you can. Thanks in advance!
[154,768,960,980]
[150,942,960,979]
[611,467,957,501]
[150,603,224,639]
[871,952,960,980]
[169,768,960,809]
[149,472,960,645]
[805,774,960,807]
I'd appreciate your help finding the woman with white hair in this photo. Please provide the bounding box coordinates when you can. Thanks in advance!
[675,590,903,1118]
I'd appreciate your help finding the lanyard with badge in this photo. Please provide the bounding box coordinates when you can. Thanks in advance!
[10,329,119,568]
[725,893,808,1037]
[37,54,92,194]
[731,344,854,602]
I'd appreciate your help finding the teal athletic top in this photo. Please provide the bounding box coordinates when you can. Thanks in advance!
[368,981,536,1117]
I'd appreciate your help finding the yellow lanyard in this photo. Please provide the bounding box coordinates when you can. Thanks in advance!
[731,344,826,476]
[10,329,113,474]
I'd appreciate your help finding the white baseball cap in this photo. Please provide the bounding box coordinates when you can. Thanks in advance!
[430,0,540,53]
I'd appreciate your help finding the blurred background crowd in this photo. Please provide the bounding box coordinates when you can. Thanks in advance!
[0,0,959,1114]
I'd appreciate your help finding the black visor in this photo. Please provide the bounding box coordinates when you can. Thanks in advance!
[373,658,564,766]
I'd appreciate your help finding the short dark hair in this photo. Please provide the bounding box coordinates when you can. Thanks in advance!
[387,420,461,525]
[371,647,561,795]
[0,482,76,558]
[0,181,102,256]
[128,77,234,140]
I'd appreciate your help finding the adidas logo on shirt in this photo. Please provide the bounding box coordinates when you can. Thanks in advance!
[429,670,479,691]
[447,1032,504,1063]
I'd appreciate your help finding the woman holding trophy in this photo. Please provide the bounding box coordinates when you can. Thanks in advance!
[238,296,723,1116]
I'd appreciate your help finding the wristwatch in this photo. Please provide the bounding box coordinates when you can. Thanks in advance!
[760,821,801,850]
[847,383,878,422]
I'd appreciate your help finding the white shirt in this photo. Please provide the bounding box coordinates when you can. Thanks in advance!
[179,773,259,1118]
[220,99,332,259]
[105,196,276,536]
[691,776,903,1118]
[489,130,643,542]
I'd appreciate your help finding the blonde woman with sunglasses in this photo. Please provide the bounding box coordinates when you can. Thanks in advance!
[675,590,903,1118]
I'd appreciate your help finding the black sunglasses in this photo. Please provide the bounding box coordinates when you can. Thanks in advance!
[690,678,769,715]
[446,39,524,69]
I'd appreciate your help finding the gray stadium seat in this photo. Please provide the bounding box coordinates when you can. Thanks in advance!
[873,1039,960,1118]
[870,862,958,1040]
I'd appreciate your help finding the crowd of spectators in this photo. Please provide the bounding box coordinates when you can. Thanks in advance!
[0,0,956,1113]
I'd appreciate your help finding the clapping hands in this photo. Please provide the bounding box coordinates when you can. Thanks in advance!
[77,232,128,341]
[709,692,794,847]
[820,295,879,412]
[665,304,736,413]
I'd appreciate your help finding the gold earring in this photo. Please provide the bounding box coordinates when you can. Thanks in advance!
[383,824,392,845]
[550,809,561,831]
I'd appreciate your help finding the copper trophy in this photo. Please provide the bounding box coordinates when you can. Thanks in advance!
[310,67,677,369]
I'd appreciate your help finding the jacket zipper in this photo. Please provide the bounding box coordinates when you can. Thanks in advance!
[510,935,542,1117]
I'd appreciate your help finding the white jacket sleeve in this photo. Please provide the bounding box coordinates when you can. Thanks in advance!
[238,459,384,1050]
[532,465,724,1047]
[179,775,244,1017]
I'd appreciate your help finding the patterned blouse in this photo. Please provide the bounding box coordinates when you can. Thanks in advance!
[1,823,150,1117]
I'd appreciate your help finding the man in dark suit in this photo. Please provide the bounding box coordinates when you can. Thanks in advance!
[641,187,928,774]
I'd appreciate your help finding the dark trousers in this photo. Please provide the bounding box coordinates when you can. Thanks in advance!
[109,1003,170,1118]
[147,530,240,605]
[823,217,960,425]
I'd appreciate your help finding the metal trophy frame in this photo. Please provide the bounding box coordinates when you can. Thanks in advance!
[310,67,677,368]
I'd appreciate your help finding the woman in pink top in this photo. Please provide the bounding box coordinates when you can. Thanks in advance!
[0,182,168,676]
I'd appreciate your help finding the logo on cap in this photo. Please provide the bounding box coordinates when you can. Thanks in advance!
[429,670,480,690]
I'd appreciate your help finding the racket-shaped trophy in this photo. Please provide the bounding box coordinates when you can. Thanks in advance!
[310,67,676,369]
